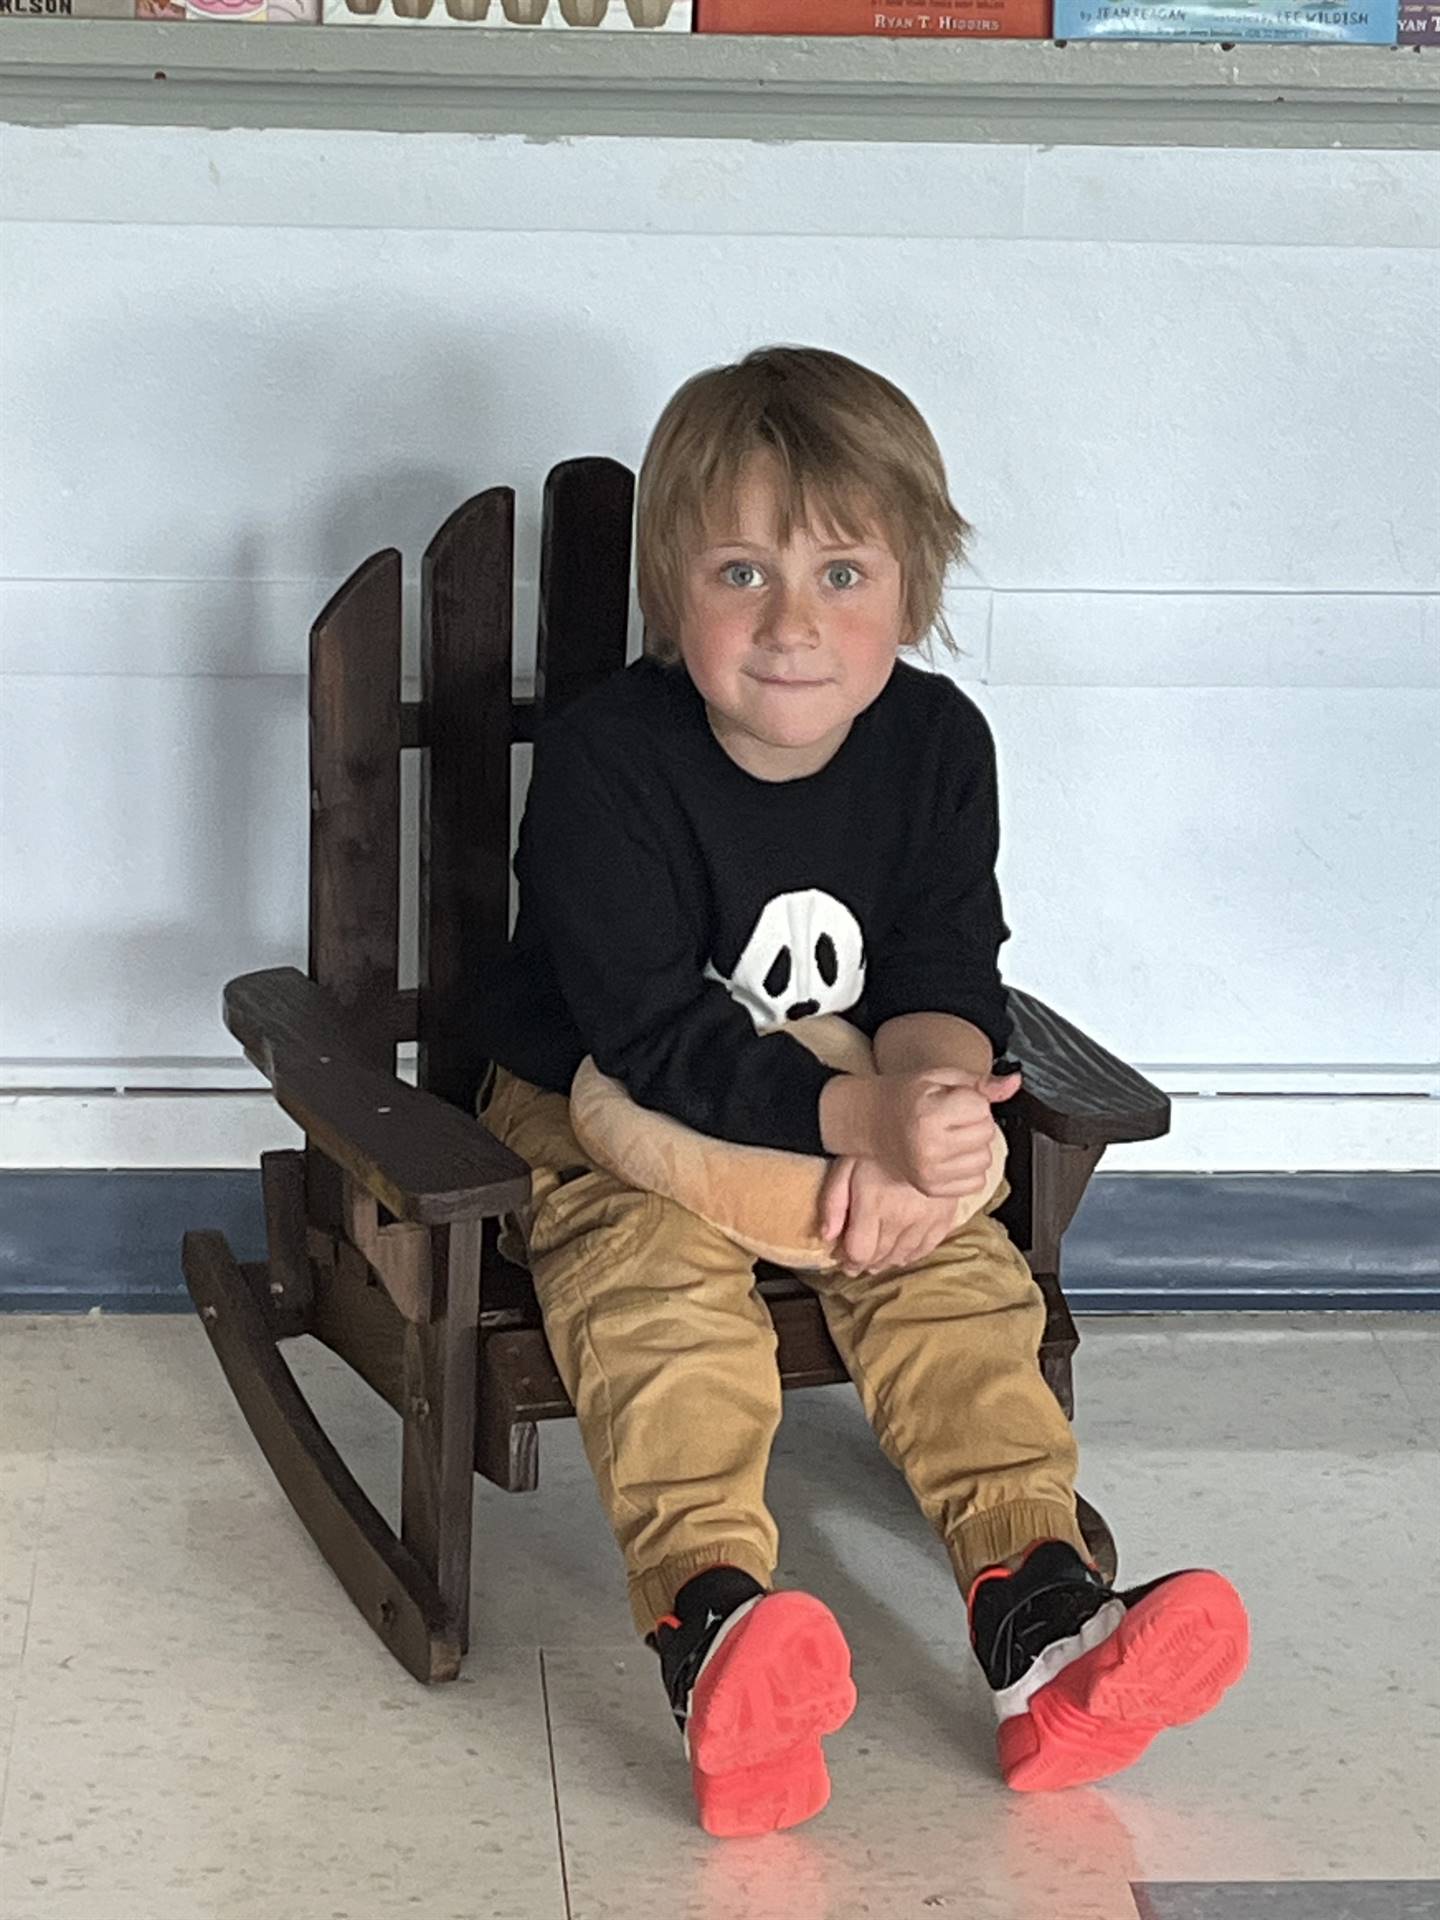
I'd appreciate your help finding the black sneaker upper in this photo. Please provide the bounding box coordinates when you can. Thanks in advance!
[968,1541,1120,1692]
[646,1565,769,1738]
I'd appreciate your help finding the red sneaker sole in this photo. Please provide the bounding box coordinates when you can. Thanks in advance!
[692,1737,831,1839]
[998,1569,1250,1792]
[688,1590,857,1779]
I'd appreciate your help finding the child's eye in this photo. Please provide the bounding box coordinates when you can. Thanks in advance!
[721,561,763,589]
[826,563,862,590]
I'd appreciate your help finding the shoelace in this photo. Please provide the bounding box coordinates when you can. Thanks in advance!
[984,1575,1108,1688]
[660,1620,718,1728]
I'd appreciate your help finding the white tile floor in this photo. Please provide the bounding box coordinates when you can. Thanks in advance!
[1,1311,1437,1920]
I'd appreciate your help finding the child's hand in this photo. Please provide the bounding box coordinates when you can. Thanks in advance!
[819,1154,961,1278]
[868,1067,1020,1198]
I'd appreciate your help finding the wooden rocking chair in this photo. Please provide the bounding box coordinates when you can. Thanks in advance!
[181,457,1170,1687]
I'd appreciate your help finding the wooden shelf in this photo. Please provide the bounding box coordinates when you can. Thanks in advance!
[0,24,1435,147]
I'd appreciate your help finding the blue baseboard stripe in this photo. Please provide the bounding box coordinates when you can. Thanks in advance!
[0,1169,1436,1314]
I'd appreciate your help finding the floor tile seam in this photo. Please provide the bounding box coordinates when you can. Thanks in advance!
[0,1438,56,1837]
[1367,1328,1440,1449]
[537,1648,575,1920]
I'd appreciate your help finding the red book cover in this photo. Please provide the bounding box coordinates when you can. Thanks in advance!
[695,1,1050,38]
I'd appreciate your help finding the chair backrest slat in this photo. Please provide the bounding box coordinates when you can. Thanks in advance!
[534,458,634,727]
[307,462,639,1117]
[404,700,535,751]
[417,489,516,1112]
[309,548,402,1072]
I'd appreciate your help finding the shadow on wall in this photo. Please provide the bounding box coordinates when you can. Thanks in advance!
[183,325,641,1047]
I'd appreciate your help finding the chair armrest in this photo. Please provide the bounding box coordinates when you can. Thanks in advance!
[1002,988,1170,1149]
[223,968,531,1227]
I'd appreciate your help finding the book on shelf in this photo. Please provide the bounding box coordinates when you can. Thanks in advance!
[0,0,318,18]
[695,1,1048,35]
[1052,0,1398,37]
[323,0,688,25]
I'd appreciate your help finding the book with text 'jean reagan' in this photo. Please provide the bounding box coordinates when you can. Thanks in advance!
[1052,0,1397,36]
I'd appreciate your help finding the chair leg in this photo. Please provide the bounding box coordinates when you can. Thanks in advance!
[1033,1272,1116,1584]
[1040,1340,1076,1422]
[182,1229,464,1683]
[399,1220,482,1656]
[260,1148,313,1331]
[475,1332,541,1493]
[1076,1492,1118,1586]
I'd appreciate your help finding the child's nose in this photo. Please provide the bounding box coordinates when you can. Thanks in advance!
[757,584,820,648]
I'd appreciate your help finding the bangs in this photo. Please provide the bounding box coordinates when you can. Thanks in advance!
[685,436,888,560]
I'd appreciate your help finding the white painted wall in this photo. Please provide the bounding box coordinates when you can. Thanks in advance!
[1,124,1437,1171]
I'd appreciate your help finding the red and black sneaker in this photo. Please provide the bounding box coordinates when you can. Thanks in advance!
[647,1565,857,1838]
[967,1539,1249,1792]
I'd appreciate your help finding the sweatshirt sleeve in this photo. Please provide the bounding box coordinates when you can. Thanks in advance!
[862,701,1013,1057]
[518,724,844,1157]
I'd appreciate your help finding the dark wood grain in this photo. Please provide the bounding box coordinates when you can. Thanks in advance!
[260,1148,313,1330]
[475,1328,577,1430]
[477,1237,547,1328]
[237,1259,309,1341]
[308,549,402,1064]
[534,458,634,725]
[307,550,404,1242]
[403,700,540,753]
[341,1173,432,1322]
[183,1230,461,1684]
[1030,1138,1107,1277]
[401,1218,482,1655]
[476,1330,541,1493]
[419,490,517,1116]
[224,967,531,1225]
[1005,988,1169,1146]
[1033,1267,1079,1420]
[310,1235,407,1411]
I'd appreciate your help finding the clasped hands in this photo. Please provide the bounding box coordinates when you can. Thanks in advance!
[819,1065,1023,1279]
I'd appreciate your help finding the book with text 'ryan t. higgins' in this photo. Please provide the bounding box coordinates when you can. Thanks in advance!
[694,2,1049,39]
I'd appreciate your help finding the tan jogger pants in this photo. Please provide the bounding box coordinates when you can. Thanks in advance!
[479,1066,1087,1638]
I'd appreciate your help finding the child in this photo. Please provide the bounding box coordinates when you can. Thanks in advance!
[474,346,1249,1839]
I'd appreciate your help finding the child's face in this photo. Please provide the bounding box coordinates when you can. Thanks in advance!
[678,457,905,783]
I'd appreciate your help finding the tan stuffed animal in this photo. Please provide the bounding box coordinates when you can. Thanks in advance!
[569,1014,1007,1272]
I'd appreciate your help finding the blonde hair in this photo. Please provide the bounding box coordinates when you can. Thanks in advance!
[636,345,970,665]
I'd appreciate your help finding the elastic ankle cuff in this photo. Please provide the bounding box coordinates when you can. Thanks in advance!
[630,1546,775,1639]
[948,1502,1091,1595]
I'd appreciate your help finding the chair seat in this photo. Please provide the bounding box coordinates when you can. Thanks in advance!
[476,1247,1077,1420]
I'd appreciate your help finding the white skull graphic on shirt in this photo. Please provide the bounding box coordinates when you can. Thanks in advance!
[705,889,867,1034]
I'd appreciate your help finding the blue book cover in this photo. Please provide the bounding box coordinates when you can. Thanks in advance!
[1054,0,1398,36]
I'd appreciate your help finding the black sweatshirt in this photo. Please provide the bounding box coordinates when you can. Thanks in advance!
[474,654,1012,1158]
